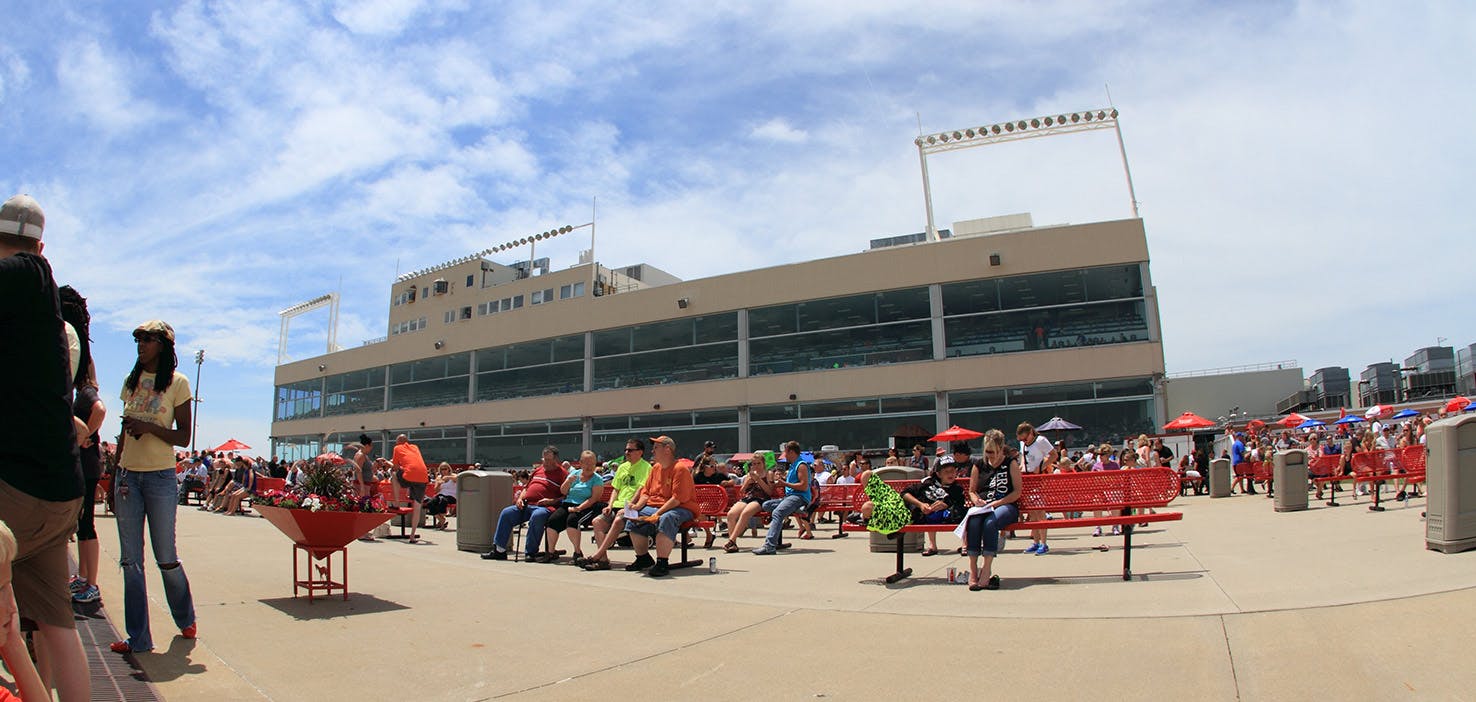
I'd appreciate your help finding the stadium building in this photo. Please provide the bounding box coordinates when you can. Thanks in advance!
[271,214,1166,464]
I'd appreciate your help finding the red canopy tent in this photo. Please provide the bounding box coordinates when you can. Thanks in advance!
[211,439,251,453]
[1445,396,1471,414]
[1163,412,1217,431]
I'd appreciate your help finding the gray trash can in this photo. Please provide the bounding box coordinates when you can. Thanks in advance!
[1426,414,1476,553]
[456,470,515,553]
[1209,458,1232,498]
[1273,449,1309,512]
[870,466,926,553]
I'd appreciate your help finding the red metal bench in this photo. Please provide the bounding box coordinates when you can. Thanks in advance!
[844,468,1184,583]
[1351,446,1425,512]
[815,483,866,538]
[1308,453,1350,506]
[374,481,417,538]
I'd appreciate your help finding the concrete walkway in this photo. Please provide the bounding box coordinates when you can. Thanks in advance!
[85,489,1475,701]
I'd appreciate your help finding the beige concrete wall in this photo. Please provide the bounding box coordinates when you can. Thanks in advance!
[1164,368,1304,420]
[279,217,1153,385]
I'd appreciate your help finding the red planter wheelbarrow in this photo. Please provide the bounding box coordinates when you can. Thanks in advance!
[257,505,394,602]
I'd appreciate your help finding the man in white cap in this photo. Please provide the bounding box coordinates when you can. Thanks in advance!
[0,194,90,700]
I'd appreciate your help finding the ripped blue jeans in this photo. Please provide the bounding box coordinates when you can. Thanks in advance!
[115,468,196,651]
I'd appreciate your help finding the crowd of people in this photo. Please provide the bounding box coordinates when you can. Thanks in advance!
[1225,414,1435,501]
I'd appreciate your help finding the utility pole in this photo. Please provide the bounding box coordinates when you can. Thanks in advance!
[192,349,204,454]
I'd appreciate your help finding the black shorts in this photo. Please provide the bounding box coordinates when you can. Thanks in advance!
[399,480,427,502]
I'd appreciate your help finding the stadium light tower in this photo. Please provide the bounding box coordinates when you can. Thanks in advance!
[914,108,1140,241]
[277,292,341,364]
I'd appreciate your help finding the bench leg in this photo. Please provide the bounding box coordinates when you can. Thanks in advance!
[1120,507,1134,581]
[832,511,848,538]
[1326,481,1340,507]
[1369,482,1385,512]
[884,533,912,584]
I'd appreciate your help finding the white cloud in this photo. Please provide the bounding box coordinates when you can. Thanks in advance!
[749,117,808,144]
[55,40,166,132]
[331,0,429,35]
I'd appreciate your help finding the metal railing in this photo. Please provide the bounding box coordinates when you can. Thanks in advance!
[1167,360,1299,379]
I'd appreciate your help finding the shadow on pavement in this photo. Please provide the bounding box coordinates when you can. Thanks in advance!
[259,594,409,620]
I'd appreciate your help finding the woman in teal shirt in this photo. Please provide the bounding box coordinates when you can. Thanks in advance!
[544,451,609,564]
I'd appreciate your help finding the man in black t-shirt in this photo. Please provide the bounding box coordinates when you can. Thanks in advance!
[1153,438,1174,467]
[0,194,90,699]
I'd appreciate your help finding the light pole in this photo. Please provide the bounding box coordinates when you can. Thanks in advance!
[192,349,204,454]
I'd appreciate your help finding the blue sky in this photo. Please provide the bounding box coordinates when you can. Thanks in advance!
[3,1,1471,454]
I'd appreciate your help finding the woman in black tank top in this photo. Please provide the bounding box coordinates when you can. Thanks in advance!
[964,430,1023,591]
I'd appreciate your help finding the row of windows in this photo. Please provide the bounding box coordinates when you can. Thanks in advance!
[390,316,427,336]
[275,380,1156,465]
[279,265,1150,420]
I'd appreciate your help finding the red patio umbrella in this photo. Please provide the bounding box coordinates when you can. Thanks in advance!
[1163,412,1217,431]
[1444,396,1470,414]
[929,425,984,442]
[1277,413,1309,428]
[1247,419,1266,432]
[212,439,251,453]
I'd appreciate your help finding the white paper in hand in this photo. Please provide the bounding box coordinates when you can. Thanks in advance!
[952,505,994,539]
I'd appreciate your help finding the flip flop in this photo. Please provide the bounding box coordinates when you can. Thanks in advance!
[582,559,611,571]
[722,541,739,553]
[920,548,938,557]
[984,575,1001,590]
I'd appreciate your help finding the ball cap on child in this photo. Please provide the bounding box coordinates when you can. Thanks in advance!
[134,320,176,343]
[0,194,45,239]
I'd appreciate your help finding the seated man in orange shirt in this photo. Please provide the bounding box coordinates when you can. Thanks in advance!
[621,435,698,578]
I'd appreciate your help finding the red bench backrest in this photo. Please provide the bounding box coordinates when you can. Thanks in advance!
[816,483,865,510]
[1397,445,1425,479]
[1018,468,1180,511]
[1308,454,1341,478]
[691,484,730,519]
[884,469,1179,512]
[255,477,286,494]
[1350,449,1401,477]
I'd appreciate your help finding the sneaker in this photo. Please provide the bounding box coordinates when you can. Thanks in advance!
[648,561,670,577]
[1035,543,1050,556]
[480,549,508,561]
[1092,527,1103,537]
[181,623,197,639]
[68,577,88,594]
[1395,491,1407,502]
[1024,542,1041,554]
[1111,525,1121,535]
[624,555,655,572]
[751,545,778,555]
[72,584,100,604]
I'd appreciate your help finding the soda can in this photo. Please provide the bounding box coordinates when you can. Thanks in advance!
[708,557,717,573]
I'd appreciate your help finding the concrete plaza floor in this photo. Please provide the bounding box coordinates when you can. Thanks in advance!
[86,488,1476,701]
